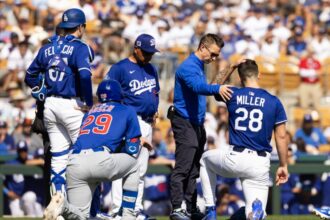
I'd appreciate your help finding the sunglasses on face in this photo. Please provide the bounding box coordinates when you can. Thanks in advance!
[203,44,220,59]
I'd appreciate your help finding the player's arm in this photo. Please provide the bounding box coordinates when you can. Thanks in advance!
[25,49,44,88]
[76,44,94,107]
[274,122,289,186]
[105,63,122,82]
[181,69,221,95]
[124,108,142,156]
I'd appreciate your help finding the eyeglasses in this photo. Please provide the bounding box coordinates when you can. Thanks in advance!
[203,44,219,59]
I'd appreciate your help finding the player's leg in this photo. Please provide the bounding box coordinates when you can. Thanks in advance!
[62,98,85,144]
[21,191,42,217]
[135,117,152,214]
[241,177,268,220]
[200,149,222,208]
[105,153,139,219]
[63,153,99,219]
[44,98,72,195]
[184,126,206,217]
[121,157,140,220]
[109,178,123,214]
[170,115,202,220]
[9,198,24,216]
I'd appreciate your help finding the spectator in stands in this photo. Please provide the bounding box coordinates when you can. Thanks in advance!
[152,127,168,157]
[290,174,322,214]
[88,37,107,81]
[216,177,244,216]
[78,0,96,21]
[153,19,170,50]
[310,26,330,62]
[298,47,322,109]
[241,7,270,42]
[0,120,15,154]
[168,13,194,48]
[2,40,33,91]
[0,15,11,44]
[3,140,43,217]
[294,114,327,151]
[13,117,43,153]
[122,9,152,42]
[235,33,260,59]
[287,27,307,58]
[0,32,19,63]
[190,21,207,51]
[260,31,281,59]
[219,26,236,64]
[272,15,292,42]
[94,0,111,23]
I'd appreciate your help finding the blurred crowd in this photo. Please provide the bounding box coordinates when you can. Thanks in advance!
[0,0,330,217]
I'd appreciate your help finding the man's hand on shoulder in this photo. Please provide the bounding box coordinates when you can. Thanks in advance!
[219,85,233,101]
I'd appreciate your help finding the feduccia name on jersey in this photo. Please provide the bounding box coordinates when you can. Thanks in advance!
[237,95,265,107]
[44,45,74,57]
[129,77,156,95]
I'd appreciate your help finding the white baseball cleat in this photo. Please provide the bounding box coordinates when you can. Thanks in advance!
[44,193,65,220]
[313,207,330,219]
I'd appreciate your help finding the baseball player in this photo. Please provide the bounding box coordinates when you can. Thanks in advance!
[4,141,43,217]
[200,59,289,220]
[44,79,141,220]
[24,8,94,196]
[105,33,160,219]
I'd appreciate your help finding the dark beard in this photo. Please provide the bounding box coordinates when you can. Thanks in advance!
[133,52,144,65]
[303,128,313,136]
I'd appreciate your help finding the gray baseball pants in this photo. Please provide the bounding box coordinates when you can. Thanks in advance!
[61,148,139,220]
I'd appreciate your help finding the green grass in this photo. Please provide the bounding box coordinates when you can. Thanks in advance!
[0,216,321,220]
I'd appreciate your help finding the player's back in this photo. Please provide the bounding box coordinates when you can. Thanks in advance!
[27,35,93,98]
[226,87,287,152]
[73,102,139,152]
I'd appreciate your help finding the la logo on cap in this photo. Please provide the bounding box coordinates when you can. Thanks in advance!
[64,14,68,22]
[150,39,155,46]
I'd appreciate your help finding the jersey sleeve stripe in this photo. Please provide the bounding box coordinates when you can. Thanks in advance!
[78,67,92,72]
[275,119,287,125]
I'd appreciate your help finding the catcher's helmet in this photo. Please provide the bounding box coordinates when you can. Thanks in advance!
[58,8,86,29]
[97,79,123,103]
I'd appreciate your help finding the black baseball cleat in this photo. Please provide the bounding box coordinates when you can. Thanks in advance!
[170,208,190,220]
[189,207,206,220]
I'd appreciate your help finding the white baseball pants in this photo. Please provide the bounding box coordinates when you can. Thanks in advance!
[110,116,152,213]
[200,146,272,218]
[43,97,85,193]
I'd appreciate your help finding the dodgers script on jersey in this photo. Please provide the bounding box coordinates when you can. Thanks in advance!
[73,102,141,152]
[25,35,94,106]
[106,58,159,117]
[226,87,287,152]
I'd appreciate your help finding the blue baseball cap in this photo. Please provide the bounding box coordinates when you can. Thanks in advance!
[303,114,313,123]
[134,34,159,53]
[58,8,86,29]
[16,140,28,152]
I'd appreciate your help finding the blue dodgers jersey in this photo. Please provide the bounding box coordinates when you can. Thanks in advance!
[226,87,287,152]
[106,58,159,117]
[26,35,94,103]
[73,102,141,152]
